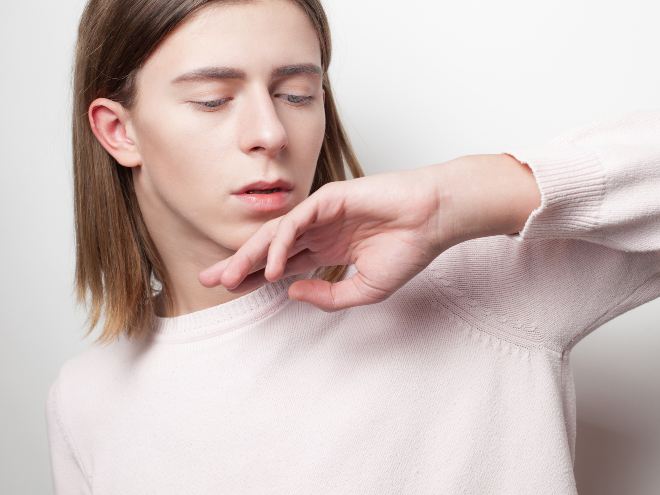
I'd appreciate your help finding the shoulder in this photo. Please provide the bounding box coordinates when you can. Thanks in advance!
[54,336,138,392]
[47,337,146,441]
[541,110,660,148]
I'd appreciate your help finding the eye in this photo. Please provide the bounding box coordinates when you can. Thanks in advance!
[280,94,313,105]
[191,98,231,111]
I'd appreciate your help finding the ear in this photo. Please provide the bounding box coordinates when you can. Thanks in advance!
[88,98,142,167]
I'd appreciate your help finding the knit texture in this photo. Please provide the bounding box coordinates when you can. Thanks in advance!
[46,112,660,494]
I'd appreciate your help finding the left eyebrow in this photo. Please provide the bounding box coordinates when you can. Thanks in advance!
[271,64,323,80]
[171,64,323,87]
[171,67,246,85]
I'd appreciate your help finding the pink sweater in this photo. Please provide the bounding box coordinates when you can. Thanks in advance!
[47,112,660,494]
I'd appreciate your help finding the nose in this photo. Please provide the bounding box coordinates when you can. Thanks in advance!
[238,90,288,157]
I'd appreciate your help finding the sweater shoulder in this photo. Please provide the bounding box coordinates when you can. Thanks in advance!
[542,110,660,147]
[49,338,142,440]
[423,234,660,352]
[55,338,135,395]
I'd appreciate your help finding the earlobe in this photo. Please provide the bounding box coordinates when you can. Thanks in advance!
[88,98,142,167]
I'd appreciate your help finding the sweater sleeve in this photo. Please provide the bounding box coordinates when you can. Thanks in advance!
[46,378,93,495]
[425,111,660,353]
[505,110,660,252]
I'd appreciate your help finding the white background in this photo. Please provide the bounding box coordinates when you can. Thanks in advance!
[1,0,658,493]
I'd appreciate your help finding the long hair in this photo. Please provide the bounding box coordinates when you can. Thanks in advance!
[73,0,364,345]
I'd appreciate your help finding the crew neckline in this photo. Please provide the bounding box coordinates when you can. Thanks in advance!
[149,272,308,343]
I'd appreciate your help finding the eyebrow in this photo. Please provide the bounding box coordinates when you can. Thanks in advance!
[271,64,322,79]
[171,67,245,84]
[171,64,322,85]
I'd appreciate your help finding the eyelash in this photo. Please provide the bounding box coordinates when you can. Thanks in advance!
[192,94,313,111]
[281,94,313,105]
[193,98,231,110]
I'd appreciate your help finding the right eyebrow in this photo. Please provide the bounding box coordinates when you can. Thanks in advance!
[171,67,246,85]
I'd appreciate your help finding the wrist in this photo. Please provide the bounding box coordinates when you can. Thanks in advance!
[429,154,541,249]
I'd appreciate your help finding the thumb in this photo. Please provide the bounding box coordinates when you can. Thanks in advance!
[289,279,338,311]
[288,277,385,312]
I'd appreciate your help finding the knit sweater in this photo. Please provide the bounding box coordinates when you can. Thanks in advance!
[47,112,660,494]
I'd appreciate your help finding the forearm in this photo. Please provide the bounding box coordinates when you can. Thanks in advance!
[419,154,542,251]
[425,112,660,256]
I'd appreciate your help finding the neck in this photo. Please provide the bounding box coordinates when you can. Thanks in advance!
[133,170,260,318]
[149,228,255,318]
[156,260,254,318]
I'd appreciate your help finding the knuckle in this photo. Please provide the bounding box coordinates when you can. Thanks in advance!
[266,218,280,236]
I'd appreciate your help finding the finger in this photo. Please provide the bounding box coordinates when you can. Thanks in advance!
[288,275,390,312]
[220,218,282,289]
[198,209,313,289]
[198,256,268,288]
[227,250,323,294]
[199,260,227,288]
[221,241,309,290]
[225,268,269,294]
[265,195,322,281]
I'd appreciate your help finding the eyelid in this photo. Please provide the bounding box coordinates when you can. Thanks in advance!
[190,97,231,111]
[272,80,318,97]
[276,94,314,105]
[189,92,314,111]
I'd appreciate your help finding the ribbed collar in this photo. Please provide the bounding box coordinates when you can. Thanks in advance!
[148,272,307,343]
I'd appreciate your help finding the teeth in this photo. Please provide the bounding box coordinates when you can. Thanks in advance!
[246,188,280,194]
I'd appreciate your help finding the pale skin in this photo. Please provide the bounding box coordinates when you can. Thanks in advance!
[89,0,541,316]
[200,154,541,311]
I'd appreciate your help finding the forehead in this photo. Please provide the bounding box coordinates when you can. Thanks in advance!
[140,0,322,81]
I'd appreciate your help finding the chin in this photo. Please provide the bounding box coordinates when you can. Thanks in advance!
[210,222,266,252]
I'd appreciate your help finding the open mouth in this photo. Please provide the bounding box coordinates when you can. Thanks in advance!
[245,188,281,194]
[233,183,292,212]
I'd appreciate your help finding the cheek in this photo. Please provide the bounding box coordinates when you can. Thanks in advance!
[133,110,236,217]
[284,107,326,181]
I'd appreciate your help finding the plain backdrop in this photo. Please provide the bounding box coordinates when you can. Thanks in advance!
[1,0,658,493]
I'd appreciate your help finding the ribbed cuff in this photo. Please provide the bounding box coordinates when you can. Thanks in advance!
[503,147,606,240]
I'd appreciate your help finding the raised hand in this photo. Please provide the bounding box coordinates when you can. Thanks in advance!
[198,154,541,311]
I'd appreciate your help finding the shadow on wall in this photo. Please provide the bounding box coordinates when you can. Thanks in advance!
[574,420,660,495]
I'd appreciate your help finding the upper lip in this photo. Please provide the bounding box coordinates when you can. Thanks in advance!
[234,180,294,194]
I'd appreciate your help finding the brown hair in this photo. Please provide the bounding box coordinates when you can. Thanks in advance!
[73,0,363,344]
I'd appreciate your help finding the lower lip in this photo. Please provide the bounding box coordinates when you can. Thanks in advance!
[232,190,292,212]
